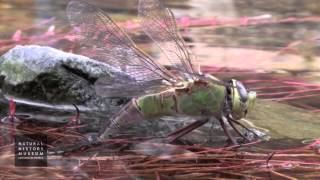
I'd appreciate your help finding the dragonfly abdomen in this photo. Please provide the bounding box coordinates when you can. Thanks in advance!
[136,90,177,118]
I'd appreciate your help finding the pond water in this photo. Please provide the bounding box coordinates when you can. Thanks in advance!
[0,0,320,179]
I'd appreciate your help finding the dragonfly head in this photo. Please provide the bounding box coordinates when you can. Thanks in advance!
[228,79,256,120]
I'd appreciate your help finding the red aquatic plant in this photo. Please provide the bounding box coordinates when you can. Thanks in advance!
[0,97,20,143]
[0,12,320,180]
[3,14,320,55]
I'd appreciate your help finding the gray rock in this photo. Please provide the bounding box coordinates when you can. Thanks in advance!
[0,45,128,108]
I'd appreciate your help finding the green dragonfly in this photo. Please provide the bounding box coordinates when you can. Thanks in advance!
[61,0,257,152]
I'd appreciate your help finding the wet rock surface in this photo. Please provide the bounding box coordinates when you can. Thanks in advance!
[0,45,134,132]
[0,45,128,109]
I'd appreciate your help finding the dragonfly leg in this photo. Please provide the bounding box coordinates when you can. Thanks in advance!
[225,117,250,142]
[218,117,238,145]
[98,99,144,140]
[164,118,209,143]
[227,117,259,139]
[49,99,144,155]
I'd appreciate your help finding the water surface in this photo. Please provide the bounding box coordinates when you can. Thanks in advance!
[0,0,319,178]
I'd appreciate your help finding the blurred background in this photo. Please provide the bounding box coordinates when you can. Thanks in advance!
[1,0,320,71]
[1,0,320,106]
[0,1,320,179]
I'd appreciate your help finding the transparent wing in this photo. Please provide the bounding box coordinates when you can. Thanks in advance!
[67,0,178,97]
[94,75,168,97]
[138,0,198,80]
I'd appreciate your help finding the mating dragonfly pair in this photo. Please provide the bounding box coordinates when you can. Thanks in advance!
[61,0,257,153]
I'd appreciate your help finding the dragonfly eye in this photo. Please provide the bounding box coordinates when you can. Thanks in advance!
[228,79,256,120]
[236,81,248,102]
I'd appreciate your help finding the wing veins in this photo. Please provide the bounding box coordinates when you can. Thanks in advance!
[68,0,179,85]
[138,0,197,80]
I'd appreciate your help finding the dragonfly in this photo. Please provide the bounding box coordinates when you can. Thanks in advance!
[61,0,257,152]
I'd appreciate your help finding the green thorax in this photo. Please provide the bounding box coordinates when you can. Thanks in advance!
[136,81,226,118]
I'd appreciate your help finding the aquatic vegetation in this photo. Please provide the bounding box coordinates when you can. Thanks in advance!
[0,0,319,179]
[0,113,319,179]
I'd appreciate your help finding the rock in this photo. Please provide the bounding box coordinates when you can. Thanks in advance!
[0,45,128,109]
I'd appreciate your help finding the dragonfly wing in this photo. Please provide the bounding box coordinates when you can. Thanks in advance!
[95,75,167,97]
[67,0,178,97]
[138,0,198,80]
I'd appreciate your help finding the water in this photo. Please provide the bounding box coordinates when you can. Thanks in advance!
[0,0,320,179]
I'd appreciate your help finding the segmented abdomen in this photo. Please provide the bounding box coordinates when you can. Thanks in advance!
[136,89,177,118]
